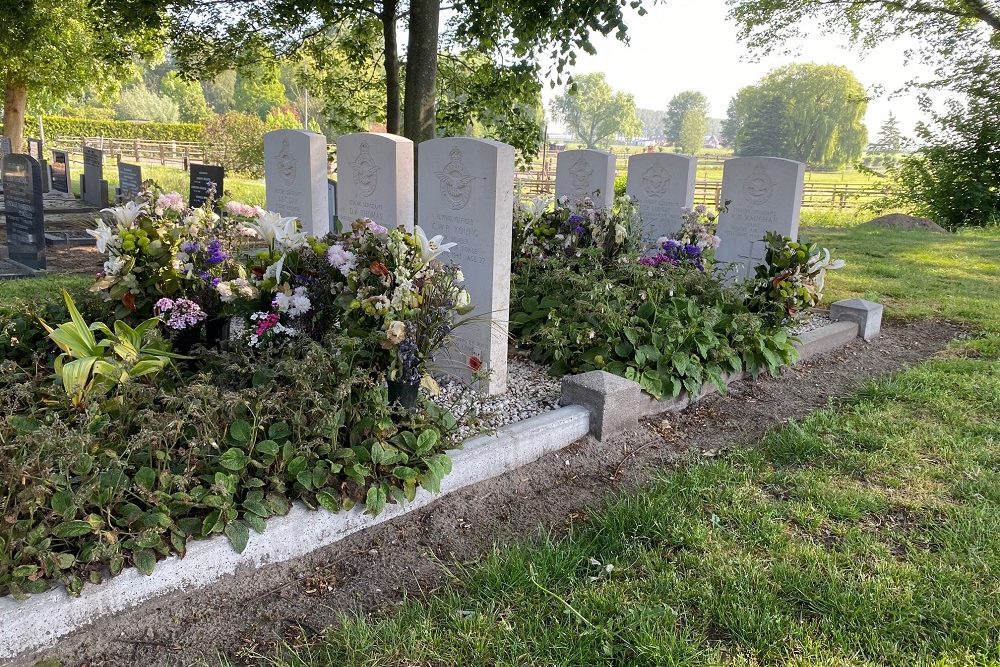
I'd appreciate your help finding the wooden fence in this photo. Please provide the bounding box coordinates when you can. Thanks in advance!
[514,172,885,209]
[47,137,209,168]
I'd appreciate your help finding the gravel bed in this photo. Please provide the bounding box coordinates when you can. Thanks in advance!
[431,357,562,440]
[789,312,833,335]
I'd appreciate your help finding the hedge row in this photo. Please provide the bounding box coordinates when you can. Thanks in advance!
[22,116,206,143]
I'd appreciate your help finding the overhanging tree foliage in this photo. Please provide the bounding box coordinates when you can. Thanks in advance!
[664,91,709,145]
[164,0,647,148]
[0,0,162,150]
[726,64,868,167]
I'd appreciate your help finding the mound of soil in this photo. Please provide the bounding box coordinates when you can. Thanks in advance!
[863,213,949,233]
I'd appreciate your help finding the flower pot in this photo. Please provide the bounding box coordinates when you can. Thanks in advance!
[387,379,420,409]
[205,316,232,348]
[172,325,202,354]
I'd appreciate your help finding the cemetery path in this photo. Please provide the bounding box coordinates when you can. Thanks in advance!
[20,319,964,667]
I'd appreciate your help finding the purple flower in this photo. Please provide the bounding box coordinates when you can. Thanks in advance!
[181,242,200,254]
[568,214,584,225]
[574,225,586,235]
[663,239,682,251]
[205,239,228,266]
[684,244,702,259]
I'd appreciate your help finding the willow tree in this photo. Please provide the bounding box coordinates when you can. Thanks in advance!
[0,0,161,151]
[726,64,868,167]
[551,73,642,148]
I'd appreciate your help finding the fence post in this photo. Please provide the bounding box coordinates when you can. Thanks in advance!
[133,139,140,162]
[159,143,165,166]
[183,148,190,171]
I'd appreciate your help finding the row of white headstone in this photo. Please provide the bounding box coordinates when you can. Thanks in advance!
[262,130,805,396]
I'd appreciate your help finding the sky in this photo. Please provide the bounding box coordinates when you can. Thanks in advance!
[540,0,935,139]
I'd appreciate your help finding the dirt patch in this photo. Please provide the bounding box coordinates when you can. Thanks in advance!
[12,319,964,667]
[863,213,949,233]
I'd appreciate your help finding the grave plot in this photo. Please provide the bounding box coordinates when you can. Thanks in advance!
[0,133,878,663]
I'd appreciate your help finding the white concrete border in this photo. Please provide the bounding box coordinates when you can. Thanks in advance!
[0,406,590,661]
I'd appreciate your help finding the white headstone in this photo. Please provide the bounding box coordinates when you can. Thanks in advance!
[417,137,514,396]
[264,130,329,238]
[336,132,413,231]
[715,157,805,280]
[626,153,697,241]
[554,149,616,208]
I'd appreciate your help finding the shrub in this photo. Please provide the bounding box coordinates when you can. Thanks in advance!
[203,112,267,177]
[115,86,181,123]
[24,115,205,143]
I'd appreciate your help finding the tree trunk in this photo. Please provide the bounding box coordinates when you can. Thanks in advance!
[382,0,401,134]
[403,0,439,144]
[3,80,27,153]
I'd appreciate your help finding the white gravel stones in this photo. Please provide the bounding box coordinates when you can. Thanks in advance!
[431,356,562,439]
[789,312,832,335]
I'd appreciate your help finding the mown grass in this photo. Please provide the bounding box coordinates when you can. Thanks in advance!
[246,221,1000,665]
[68,161,267,206]
[257,335,1000,666]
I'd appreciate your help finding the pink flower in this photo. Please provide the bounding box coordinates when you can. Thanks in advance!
[155,192,185,213]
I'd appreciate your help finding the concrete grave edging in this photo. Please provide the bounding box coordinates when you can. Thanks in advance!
[0,406,590,660]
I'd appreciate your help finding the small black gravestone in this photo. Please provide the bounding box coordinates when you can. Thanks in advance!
[0,137,12,157]
[327,178,338,234]
[50,150,70,193]
[82,146,107,206]
[1,154,46,270]
[117,161,143,201]
[189,163,224,209]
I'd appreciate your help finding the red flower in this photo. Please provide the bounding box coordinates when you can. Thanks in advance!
[122,292,137,313]
[468,356,482,371]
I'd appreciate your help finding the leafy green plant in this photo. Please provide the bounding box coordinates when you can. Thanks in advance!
[511,251,797,399]
[746,232,845,326]
[40,291,181,407]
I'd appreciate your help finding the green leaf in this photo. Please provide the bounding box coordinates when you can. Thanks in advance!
[50,490,75,516]
[229,419,253,444]
[392,466,419,481]
[416,429,440,454]
[256,439,279,456]
[316,490,340,512]
[133,549,156,576]
[245,514,267,534]
[134,466,156,491]
[53,520,93,538]
[202,509,222,536]
[267,421,292,440]
[296,470,314,490]
[365,484,388,516]
[219,448,249,471]
[12,564,39,578]
[8,415,40,433]
[224,521,250,554]
[287,455,308,476]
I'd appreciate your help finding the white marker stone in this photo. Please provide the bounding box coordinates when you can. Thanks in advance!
[264,130,329,238]
[715,157,805,280]
[554,149,616,208]
[626,153,697,241]
[417,137,514,395]
[336,132,413,231]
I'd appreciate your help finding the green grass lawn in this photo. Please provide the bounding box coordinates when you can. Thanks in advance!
[69,160,267,206]
[245,224,1000,666]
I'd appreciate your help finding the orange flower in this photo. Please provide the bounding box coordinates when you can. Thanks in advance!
[370,261,390,277]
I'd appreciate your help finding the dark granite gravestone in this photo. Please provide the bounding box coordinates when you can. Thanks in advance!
[189,163,224,209]
[327,178,338,233]
[118,162,143,201]
[82,146,108,206]
[1,154,46,270]
[50,150,70,193]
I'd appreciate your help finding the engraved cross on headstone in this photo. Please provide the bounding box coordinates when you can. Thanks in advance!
[735,239,768,280]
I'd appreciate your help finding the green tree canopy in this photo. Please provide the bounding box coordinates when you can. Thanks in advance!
[665,91,710,145]
[678,107,708,154]
[0,0,161,149]
[161,71,216,123]
[115,86,180,122]
[550,73,641,149]
[726,63,868,167]
[872,111,905,154]
[234,62,289,119]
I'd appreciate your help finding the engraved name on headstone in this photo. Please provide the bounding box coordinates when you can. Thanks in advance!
[50,150,70,194]
[554,149,617,208]
[715,157,805,280]
[117,162,143,201]
[336,132,414,231]
[626,153,697,241]
[264,130,329,237]
[189,163,225,209]
[417,137,515,395]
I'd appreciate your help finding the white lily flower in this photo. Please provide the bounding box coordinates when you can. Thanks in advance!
[87,219,115,254]
[100,200,147,230]
[414,225,457,263]
[808,248,846,274]
[244,211,299,248]
[522,196,550,217]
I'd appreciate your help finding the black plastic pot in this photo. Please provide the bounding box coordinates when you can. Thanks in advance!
[387,379,420,409]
